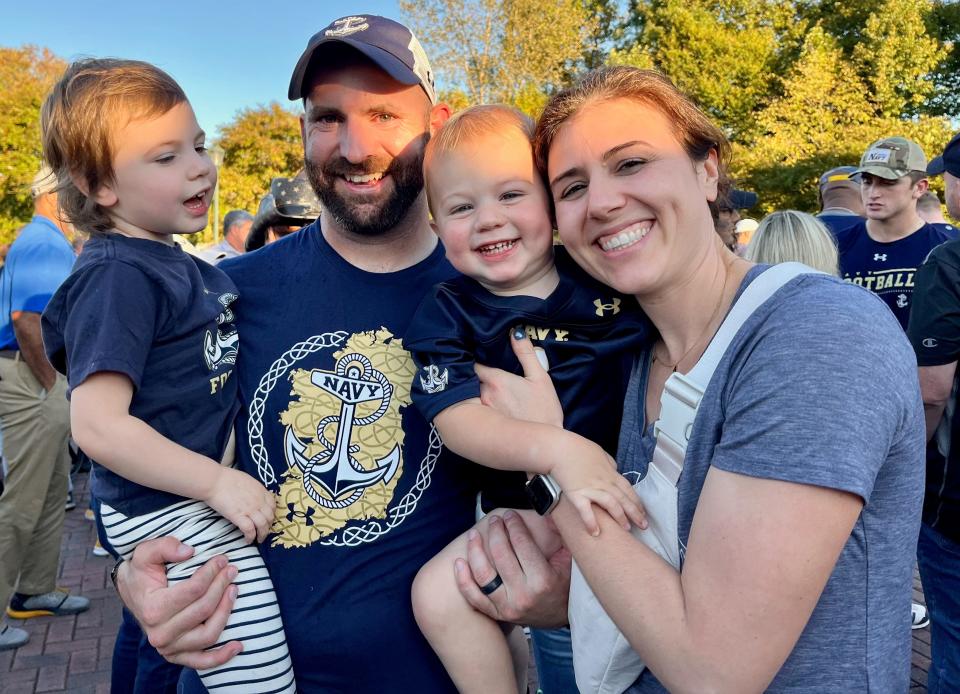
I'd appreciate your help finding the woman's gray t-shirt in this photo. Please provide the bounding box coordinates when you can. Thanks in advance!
[622,267,924,692]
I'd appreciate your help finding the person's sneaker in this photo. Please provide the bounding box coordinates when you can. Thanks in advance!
[92,541,109,557]
[912,602,930,629]
[83,508,95,521]
[0,623,28,651]
[64,491,76,511]
[6,590,90,619]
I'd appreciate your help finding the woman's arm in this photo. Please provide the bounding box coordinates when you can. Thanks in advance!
[554,469,862,693]
[71,372,275,542]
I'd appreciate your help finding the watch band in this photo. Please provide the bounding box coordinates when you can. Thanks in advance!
[110,558,123,591]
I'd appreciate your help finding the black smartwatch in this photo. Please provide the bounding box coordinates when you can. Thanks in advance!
[524,474,562,515]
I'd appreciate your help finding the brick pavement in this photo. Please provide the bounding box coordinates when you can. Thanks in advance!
[2,472,117,694]
[0,471,937,692]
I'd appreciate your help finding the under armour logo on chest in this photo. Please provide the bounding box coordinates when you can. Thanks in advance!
[874,253,887,261]
[594,298,621,316]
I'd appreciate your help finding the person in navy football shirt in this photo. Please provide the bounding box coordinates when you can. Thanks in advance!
[407,106,648,693]
[837,137,954,330]
[112,17,571,693]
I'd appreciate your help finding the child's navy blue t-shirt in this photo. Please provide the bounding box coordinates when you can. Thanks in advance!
[407,246,651,506]
[42,234,241,516]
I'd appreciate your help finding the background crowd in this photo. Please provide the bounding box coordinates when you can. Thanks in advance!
[2,3,960,693]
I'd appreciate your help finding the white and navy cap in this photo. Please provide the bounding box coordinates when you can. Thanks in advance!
[288,15,436,104]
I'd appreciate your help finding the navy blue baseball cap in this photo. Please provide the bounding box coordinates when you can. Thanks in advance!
[818,166,858,189]
[928,132,960,178]
[288,15,436,103]
[727,189,758,209]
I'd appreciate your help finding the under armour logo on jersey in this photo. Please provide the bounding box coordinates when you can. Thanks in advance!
[285,503,315,526]
[594,298,621,316]
[874,253,887,261]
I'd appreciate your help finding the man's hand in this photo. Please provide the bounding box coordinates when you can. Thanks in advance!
[115,537,242,668]
[475,331,563,427]
[202,467,276,543]
[12,311,57,391]
[454,511,571,628]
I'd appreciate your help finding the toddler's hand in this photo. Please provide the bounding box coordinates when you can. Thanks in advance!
[203,466,276,543]
[550,442,646,536]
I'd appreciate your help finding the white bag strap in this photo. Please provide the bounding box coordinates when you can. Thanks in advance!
[651,263,818,485]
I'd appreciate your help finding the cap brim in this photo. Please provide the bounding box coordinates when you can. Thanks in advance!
[853,165,903,180]
[275,203,321,219]
[928,156,946,176]
[820,179,858,191]
[288,38,421,100]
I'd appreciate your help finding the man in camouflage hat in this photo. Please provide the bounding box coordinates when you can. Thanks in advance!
[836,137,956,330]
[244,173,321,251]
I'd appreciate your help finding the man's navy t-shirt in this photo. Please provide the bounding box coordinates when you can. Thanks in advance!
[837,220,955,329]
[209,222,477,692]
[42,234,240,515]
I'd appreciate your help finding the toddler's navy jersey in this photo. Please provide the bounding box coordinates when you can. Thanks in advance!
[408,246,652,506]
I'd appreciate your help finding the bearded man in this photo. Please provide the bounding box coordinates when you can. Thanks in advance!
[113,15,569,692]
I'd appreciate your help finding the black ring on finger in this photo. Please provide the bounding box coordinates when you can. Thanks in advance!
[479,573,504,595]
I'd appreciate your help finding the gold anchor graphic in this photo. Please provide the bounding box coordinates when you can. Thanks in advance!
[284,353,401,509]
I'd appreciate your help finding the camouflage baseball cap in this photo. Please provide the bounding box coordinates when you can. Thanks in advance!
[246,173,321,251]
[854,137,927,180]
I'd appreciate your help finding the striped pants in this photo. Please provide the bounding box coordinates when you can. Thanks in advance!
[101,499,296,693]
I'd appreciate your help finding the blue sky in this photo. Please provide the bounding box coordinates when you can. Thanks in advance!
[3,1,403,137]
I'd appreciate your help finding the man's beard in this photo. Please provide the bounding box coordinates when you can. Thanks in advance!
[305,144,426,237]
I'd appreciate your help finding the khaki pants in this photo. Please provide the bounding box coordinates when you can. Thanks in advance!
[0,354,71,609]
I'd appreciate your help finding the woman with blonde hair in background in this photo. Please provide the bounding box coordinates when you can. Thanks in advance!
[746,209,840,276]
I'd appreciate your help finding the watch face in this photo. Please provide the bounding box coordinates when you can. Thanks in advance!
[526,475,560,515]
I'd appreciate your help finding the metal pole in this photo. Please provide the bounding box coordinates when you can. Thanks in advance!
[210,145,224,243]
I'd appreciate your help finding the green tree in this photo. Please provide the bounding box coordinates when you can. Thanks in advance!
[580,0,622,70]
[926,0,960,115]
[734,26,951,213]
[197,102,303,244]
[851,0,941,117]
[399,0,597,113]
[0,46,65,243]
[798,0,950,117]
[734,27,873,211]
[613,0,804,141]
